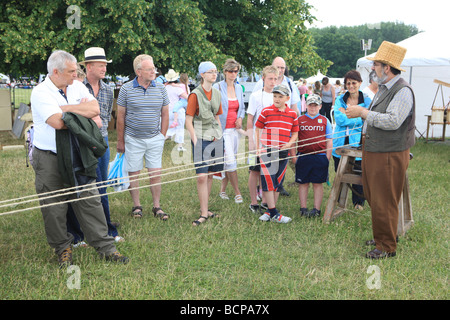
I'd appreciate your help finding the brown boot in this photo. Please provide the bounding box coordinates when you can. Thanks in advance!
[58,246,73,268]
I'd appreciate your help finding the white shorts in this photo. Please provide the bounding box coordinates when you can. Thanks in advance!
[124,133,165,171]
[223,128,240,171]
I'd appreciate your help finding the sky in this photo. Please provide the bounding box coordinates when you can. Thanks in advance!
[305,0,445,33]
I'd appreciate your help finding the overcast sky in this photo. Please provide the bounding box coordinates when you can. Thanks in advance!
[305,0,445,33]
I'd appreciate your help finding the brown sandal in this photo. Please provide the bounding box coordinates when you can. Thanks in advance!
[131,206,143,218]
[152,207,169,221]
[192,215,209,226]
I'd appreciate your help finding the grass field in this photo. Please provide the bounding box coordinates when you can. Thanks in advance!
[0,130,448,302]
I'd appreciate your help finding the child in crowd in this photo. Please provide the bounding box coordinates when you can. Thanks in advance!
[255,84,299,223]
[295,94,332,217]
[185,61,224,226]
[246,65,279,214]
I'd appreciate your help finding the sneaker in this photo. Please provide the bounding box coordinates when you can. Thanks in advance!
[219,192,229,200]
[72,241,88,248]
[300,207,308,216]
[271,213,292,223]
[278,185,290,197]
[249,204,261,214]
[305,208,321,218]
[259,212,271,222]
[58,246,73,268]
[102,250,129,264]
[114,236,125,243]
[260,202,268,210]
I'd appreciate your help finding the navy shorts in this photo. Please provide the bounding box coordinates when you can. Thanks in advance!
[295,153,329,184]
[260,149,289,192]
[192,138,224,174]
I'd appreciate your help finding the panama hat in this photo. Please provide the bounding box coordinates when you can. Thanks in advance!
[79,47,112,66]
[165,69,180,82]
[367,41,406,72]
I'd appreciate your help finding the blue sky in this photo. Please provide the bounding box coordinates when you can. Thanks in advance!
[305,0,445,33]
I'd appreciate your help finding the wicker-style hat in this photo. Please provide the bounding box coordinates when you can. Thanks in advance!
[367,41,406,72]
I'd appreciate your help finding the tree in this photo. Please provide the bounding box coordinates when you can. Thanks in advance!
[0,0,331,78]
[196,0,331,75]
[309,22,419,78]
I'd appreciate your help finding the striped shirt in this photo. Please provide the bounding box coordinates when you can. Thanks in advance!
[255,104,299,148]
[117,77,169,139]
[364,75,413,133]
[83,79,114,137]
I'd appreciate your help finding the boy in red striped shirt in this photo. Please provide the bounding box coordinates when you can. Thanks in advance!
[255,85,299,223]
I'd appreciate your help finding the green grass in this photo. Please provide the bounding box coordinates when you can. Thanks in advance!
[0,130,448,300]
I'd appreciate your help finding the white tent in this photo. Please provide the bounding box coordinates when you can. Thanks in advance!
[306,70,326,84]
[356,31,450,138]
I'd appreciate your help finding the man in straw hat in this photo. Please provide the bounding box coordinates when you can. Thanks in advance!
[346,41,416,259]
[78,47,124,242]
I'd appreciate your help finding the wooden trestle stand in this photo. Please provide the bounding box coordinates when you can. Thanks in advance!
[323,146,414,236]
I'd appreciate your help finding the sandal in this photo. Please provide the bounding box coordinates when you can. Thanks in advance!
[131,206,143,218]
[219,192,229,200]
[192,215,209,226]
[152,207,169,221]
[207,210,219,219]
[234,195,243,203]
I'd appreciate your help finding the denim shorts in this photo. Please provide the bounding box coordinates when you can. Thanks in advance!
[192,138,224,174]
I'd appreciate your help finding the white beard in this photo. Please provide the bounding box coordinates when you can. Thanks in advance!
[374,69,388,85]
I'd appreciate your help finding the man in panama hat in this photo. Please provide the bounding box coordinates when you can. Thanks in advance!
[346,41,416,259]
[75,47,124,242]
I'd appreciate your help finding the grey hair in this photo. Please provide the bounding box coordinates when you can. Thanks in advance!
[47,50,77,76]
[133,54,153,73]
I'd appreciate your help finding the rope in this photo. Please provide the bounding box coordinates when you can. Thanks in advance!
[0,126,363,216]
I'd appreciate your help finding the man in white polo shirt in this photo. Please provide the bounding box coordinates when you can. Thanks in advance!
[116,54,170,220]
[31,50,128,267]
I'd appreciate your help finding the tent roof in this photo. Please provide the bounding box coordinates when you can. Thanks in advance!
[357,31,450,68]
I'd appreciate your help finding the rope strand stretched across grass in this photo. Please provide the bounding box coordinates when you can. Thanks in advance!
[0,126,363,216]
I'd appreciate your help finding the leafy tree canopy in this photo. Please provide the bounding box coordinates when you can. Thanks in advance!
[0,0,331,79]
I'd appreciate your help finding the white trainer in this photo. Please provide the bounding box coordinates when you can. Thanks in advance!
[259,212,271,222]
[271,213,292,223]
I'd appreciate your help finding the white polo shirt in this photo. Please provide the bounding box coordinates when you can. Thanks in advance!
[30,76,95,153]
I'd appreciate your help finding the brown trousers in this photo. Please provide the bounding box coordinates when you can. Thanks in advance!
[362,145,410,253]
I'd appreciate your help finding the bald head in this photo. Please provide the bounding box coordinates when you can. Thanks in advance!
[272,57,286,82]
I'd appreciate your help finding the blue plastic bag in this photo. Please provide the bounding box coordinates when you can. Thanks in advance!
[108,153,130,191]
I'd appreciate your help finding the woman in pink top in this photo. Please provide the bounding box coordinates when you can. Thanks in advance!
[213,59,246,203]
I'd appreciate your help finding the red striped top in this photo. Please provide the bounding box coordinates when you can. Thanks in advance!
[255,104,299,148]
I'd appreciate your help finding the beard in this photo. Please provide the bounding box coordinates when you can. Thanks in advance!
[373,69,388,85]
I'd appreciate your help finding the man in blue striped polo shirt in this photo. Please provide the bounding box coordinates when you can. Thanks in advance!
[116,54,170,220]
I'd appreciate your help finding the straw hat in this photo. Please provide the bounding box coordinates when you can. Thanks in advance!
[367,41,406,72]
[165,69,180,82]
[79,47,112,66]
